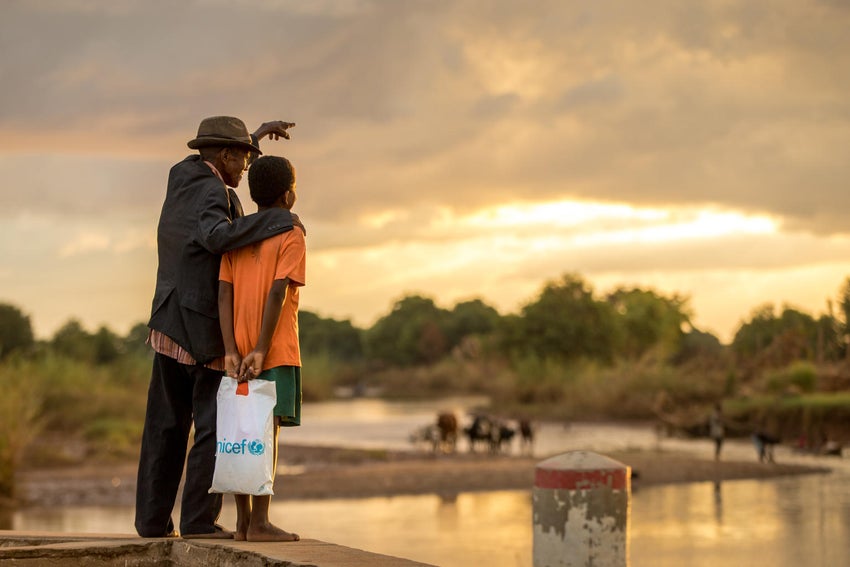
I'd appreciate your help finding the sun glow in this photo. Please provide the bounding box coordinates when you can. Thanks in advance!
[463,200,667,228]
[573,210,778,246]
[452,200,778,245]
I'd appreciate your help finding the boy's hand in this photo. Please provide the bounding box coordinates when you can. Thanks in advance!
[224,351,242,379]
[239,350,266,381]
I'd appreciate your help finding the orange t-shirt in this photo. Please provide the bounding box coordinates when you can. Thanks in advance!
[219,227,306,369]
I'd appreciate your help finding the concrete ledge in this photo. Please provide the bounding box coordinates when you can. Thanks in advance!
[0,531,436,566]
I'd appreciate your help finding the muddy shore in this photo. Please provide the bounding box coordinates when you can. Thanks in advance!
[16,444,830,508]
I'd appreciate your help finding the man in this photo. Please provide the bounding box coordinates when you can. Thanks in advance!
[135,116,296,539]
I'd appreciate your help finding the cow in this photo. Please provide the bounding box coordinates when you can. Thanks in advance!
[435,412,458,454]
[465,414,515,454]
[409,424,440,452]
[490,419,516,454]
[518,418,535,455]
[410,412,459,454]
[464,414,493,453]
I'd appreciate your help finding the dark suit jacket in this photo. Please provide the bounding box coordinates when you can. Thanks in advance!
[148,155,293,364]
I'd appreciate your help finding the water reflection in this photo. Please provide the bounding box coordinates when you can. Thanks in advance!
[713,480,722,525]
[9,398,850,567]
[13,470,850,567]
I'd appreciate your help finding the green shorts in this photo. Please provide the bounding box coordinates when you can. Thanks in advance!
[257,365,302,427]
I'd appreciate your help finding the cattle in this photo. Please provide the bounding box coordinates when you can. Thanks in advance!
[409,424,440,452]
[464,414,516,455]
[410,412,458,454]
[435,412,458,454]
[464,414,493,453]
[518,418,535,455]
[490,420,515,453]
[753,431,780,463]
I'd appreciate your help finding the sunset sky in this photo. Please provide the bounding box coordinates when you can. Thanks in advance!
[2,0,849,343]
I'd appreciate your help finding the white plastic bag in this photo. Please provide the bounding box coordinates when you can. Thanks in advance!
[209,377,277,495]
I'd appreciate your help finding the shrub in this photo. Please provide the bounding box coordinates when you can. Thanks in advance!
[764,361,818,394]
[0,358,45,498]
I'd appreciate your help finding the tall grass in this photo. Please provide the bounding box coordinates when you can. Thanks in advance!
[0,358,45,499]
[725,392,850,442]
[12,352,152,468]
[375,357,514,400]
[300,351,361,400]
[488,354,729,421]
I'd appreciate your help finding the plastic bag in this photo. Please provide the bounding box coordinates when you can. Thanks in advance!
[209,377,277,495]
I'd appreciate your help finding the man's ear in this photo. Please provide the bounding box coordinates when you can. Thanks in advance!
[211,148,226,166]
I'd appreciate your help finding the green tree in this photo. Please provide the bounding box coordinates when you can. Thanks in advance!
[299,311,364,361]
[671,328,725,365]
[444,299,501,346]
[366,295,450,366]
[732,304,779,360]
[0,303,34,359]
[607,287,691,359]
[777,307,819,360]
[837,277,850,358]
[732,304,820,368]
[51,319,95,361]
[814,313,842,363]
[92,325,121,364]
[507,274,619,363]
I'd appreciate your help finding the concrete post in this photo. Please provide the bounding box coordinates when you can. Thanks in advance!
[532,451,631,567]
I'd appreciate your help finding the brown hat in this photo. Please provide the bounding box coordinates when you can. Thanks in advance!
[187,116,262,154]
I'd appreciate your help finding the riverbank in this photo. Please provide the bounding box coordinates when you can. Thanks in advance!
[16,444,831,508]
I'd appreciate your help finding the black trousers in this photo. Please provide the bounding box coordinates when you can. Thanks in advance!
[135,353,223,537]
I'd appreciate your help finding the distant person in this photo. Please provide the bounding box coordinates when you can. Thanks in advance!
[135,116,296,539]
[218,155,306,542]
[708,403,725,461]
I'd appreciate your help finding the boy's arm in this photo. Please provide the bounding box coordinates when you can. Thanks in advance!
[240,278,290,379]
[218,281,242,379]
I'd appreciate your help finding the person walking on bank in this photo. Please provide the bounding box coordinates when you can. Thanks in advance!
[135,116,296,539]
[709,402,725,461]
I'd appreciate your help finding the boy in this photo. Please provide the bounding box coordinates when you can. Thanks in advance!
[218,155,305,542]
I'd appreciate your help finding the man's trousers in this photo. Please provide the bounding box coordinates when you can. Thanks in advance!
[135,352,223,537]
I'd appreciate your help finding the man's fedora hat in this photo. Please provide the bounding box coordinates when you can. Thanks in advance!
[187,116,262,154]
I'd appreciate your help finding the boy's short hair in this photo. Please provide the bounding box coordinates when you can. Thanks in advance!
[248,155,295,207]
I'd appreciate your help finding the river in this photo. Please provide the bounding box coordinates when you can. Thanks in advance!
[11,397,850,566]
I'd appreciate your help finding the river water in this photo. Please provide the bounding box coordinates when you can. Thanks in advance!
[12,397,850,566]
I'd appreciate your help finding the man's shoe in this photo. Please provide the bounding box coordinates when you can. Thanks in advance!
[181,525,234,540]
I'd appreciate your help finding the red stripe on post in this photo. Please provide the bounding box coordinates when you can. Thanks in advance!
[534,451,630,491]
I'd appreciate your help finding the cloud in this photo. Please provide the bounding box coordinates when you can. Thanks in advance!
[58,227,154,257]
[2,0,850,339]
[1,155,167,219]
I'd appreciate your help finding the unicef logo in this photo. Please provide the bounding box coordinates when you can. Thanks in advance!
[217,438,266,456]
[248,439,265,456]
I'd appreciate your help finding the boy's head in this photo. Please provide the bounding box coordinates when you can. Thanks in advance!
[248,155,296,208]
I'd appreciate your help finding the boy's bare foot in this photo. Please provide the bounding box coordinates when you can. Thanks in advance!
[246,522,300,542]
[235,519,250,541]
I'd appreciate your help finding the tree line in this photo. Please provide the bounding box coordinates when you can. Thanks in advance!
[4,272,850,501]
[3,272,850,374]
